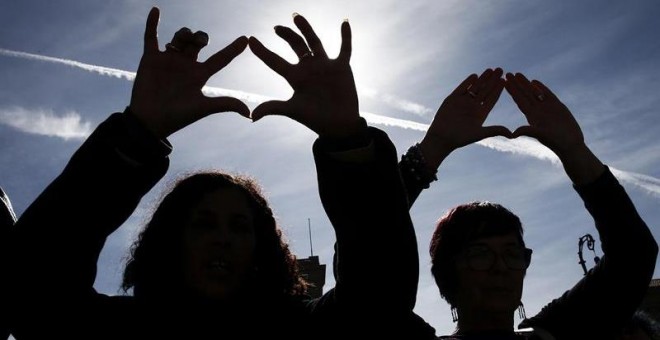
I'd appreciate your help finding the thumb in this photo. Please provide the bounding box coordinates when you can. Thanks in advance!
[251,100,293,122]
[199,96,250,119]
[512,125,540,139]
[479,125,513,140]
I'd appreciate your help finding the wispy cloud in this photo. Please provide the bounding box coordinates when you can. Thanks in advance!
[0,106,92,140]
[359,86,434,117]
[2,48,659,197]
[610,168,660,198]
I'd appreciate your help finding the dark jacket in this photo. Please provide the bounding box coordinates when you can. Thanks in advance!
[7,111,434,339]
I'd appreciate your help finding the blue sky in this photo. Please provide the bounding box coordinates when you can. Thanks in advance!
[1,0,659,334]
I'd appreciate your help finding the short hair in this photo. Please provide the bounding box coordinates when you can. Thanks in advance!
[122,170,307,299]
[429,201,524,306]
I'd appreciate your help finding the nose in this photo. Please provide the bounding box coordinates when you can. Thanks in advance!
[209,223,233,247]
[490,253,509,273]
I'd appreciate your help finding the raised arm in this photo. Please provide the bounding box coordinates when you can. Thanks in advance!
[7,7,248,337]
[399,68,509,205]
[249,14,434,337]
[505,72,658,337]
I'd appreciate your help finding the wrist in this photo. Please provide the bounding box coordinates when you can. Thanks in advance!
[401,143,438,189]
[419,134,454,171]
[557,143,605,185]
[317,117,370,151]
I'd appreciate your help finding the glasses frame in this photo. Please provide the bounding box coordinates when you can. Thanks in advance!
[455,245,533,271]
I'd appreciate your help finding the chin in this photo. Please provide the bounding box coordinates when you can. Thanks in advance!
[195,282,239,301]
[481,296,519,313]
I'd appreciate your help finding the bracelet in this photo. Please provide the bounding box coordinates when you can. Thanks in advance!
[400,143,438,189]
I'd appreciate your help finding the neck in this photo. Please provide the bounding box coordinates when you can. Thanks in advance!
[455,309,514,335]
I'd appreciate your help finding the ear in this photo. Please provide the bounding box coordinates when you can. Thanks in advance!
[524,248,533,268]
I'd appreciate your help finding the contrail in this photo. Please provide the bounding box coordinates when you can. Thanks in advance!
[359,86,434,117]
[0,48,267,103]
[0,48,136,81]
[2,48,659,197]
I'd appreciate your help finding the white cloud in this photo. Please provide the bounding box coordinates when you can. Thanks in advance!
[201,86,274,104]
[0,107,92,140]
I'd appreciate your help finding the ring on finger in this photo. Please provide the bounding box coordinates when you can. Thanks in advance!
[165,43,182,52]
[467,90,478,98]
[299,50,313,59]
[536,94,545,102]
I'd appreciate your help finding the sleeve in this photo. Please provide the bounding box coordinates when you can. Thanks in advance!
[307,126,436,338]
[520,166,658,338]
[6,110,172,337]
[398,143,438,209]
[399,160,428,208]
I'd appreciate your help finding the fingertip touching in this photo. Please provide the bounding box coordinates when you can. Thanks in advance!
[234,35,249,50]
[247,36,260,50]
[489,125,514,139]
[512,125,536,139]
[250,103,267,122]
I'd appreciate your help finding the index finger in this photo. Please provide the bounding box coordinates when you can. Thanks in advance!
[505,72,532,110]
[531,80,559,102]
[203,36,249,75]
[144,7,160,54]
[449,73,478,97]
[247,36,292,78]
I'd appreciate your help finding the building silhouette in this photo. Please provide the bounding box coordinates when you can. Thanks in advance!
[297,255,326,299]
[640,278,660,321]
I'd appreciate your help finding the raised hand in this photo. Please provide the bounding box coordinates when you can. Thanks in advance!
[504,73,586,156]
[129,7,249,139]
[248,14,362,138]
[505,72,603,184]
[419,68,510,170]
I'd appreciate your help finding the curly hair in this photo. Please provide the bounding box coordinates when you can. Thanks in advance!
[429,201,525,307]
[122,170,307,299]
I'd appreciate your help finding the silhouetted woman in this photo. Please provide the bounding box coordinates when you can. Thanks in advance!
[399,69,658,338]
[7,8,432,339]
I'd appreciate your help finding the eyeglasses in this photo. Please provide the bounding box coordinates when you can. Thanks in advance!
[457,245,532,271]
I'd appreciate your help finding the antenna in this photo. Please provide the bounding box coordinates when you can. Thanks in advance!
[308,218,314,257]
